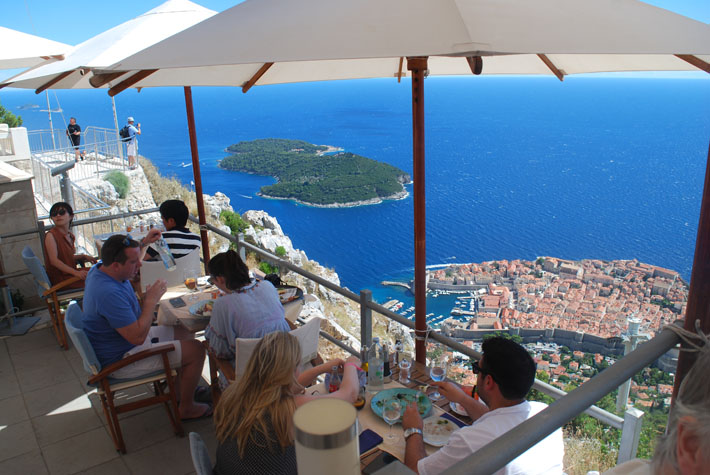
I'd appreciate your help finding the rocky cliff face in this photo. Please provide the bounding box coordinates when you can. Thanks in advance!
[110,162,411,356]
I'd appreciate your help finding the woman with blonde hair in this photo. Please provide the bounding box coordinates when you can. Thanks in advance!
[213,331,360,474]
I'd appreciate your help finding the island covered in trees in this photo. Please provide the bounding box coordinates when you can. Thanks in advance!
[219,138,411,207]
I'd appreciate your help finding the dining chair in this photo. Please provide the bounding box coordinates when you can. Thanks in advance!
[189,432,213,475]
[140,246,201,292]
[63,301,184,453]
[205,317,323,404]
[21,245,84,349]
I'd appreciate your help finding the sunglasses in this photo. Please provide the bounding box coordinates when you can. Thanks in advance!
[472,361,497,382]
[107,234,135,264]
[50,208,68,217]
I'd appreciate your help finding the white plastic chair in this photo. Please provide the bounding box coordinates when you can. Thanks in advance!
[140,247,201,291]
[234,317,322,381]
[189,432,213,475]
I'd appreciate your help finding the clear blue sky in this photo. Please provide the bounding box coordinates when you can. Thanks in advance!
[1,0,708,46]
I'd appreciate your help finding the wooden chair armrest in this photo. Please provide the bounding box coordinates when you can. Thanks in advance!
[204,341,236,382]
[89,344,176,384]
[42,276,83,296]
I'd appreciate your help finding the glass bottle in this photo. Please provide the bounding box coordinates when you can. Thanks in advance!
[383,342,391,383]
[367,337,384,392]
[328,365,341,393]
[154,237,177,271]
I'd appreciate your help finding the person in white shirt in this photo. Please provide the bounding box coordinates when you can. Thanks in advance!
[402,336,564,474]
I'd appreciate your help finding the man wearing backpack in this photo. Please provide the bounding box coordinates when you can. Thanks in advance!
[125,116,141,170]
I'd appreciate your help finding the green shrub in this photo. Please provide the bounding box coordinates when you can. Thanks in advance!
[275,246,286,257]
[104,170,130,198]
[220,210,249,235]
[259,261,278,275]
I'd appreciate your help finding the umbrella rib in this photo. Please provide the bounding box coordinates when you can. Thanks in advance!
[675,54,710,74]
[465,56,483,75]
[35,70,75,94]
[108,69,159,97]
[242,63,274,93]
[90,71,130,88]
[537,54,565,81]
[397,57,404,83]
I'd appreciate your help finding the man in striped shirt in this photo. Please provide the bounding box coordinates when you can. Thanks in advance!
[146,200,201,260]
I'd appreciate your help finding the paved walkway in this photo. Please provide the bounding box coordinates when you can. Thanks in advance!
[0,326,217,475]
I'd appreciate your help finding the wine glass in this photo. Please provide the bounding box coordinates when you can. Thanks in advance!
[398,353,412,384]
[382,400,401,442]
[183,269,198,301]
[429,355,447,401]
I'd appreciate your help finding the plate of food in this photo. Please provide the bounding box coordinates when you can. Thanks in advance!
[449,401,469,417]
[422,416,459,447]
[277,287,298,303]
[189,300,214,319]
[370,388,431,420]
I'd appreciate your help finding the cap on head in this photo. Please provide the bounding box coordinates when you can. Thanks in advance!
[127,116,134,122]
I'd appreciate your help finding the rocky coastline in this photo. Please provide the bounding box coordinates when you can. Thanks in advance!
[256,187,409,208]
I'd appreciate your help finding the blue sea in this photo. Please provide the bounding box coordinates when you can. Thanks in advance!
[3,77,709,312]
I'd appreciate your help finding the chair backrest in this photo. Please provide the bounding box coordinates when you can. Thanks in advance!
[64,301,102,375]
[234,317,322,381]
[21,246,52,297]
[189,432,213,475]
[140,247,201,291]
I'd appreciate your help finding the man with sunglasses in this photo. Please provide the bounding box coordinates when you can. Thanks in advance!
[402,337,564,474]
[82,233,211,421]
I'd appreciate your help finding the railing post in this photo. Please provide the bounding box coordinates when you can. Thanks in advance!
[238,233,246,262]
[617,407,644,464]
[360,290,373,361]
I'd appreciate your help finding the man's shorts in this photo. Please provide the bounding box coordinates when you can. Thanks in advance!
[110,326,182,379]
[127,141,137,156]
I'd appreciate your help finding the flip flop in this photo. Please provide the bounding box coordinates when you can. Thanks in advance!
[194,385,213,404]
[181,404,213,422]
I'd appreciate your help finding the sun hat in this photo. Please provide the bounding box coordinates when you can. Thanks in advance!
[127,116,134,122]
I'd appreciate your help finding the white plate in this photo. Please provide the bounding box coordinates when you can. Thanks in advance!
[189,300,214,319]
[422,416,459,447]
[449,401,469,417]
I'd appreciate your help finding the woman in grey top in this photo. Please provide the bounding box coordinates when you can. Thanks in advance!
[205,250,290,360]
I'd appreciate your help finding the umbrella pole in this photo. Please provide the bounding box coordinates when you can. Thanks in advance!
[671,139,710,403]
[408,57,428,364]
[183,86,211,266]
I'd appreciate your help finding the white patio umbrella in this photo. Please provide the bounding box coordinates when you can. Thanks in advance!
[0,26,70,71]
[0,0,216,93]
[0,0,216,175]
[94,0,710,364]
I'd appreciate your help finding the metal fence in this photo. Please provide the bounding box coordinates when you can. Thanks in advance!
[28,127,128,178]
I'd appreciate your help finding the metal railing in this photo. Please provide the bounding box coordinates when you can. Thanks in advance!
[28,127,128,178]
[2,209,679,470]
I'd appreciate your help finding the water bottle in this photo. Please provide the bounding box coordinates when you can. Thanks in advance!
[367,337,384,393]
[328,365,341,393]
[154,238,176,271]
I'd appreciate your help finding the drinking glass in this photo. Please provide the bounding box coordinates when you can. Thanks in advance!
[382,400,401,442]
[398,353,412,384]
[183,269,198,300]
[429,355,447,401]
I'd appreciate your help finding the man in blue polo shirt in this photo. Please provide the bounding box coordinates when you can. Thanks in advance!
[83,232,211,420]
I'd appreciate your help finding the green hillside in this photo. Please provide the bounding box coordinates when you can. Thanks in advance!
[220,138,410,206]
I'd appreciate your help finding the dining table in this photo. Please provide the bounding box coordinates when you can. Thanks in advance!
[306,359,474,473]
[155,280,306,332]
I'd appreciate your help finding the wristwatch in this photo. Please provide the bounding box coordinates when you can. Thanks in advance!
[404,427,423,440]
